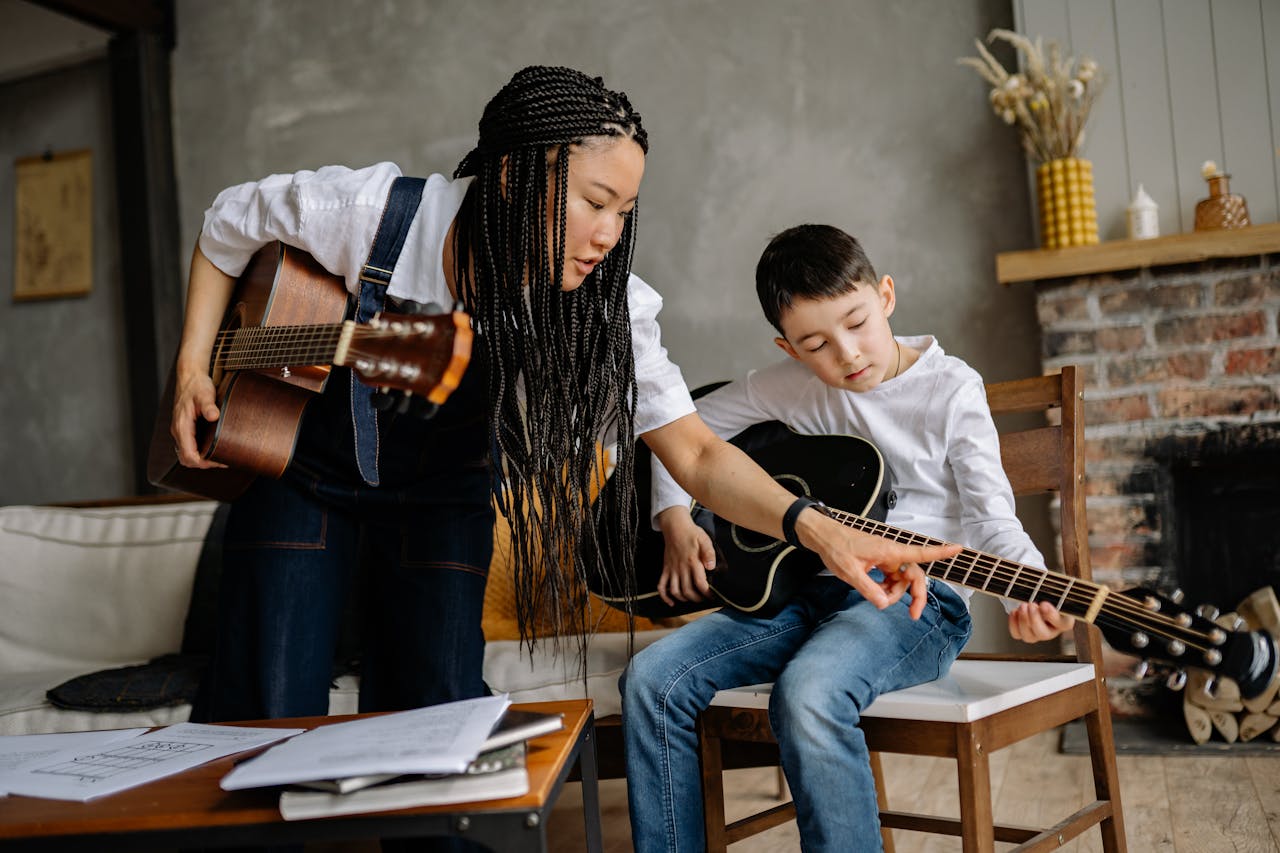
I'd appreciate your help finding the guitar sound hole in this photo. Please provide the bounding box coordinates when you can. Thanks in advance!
[732,474,809,552]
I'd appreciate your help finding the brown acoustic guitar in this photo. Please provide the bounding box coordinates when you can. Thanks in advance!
[147,241,472,501]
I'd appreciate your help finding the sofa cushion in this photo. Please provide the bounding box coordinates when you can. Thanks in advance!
[0,502,217,675]
[482,629,674,717]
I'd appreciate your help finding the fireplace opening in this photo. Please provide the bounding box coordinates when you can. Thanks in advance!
[1154,423,1280,615]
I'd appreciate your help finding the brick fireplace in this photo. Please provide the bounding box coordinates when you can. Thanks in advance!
[999,226,1280,742]
[1028,249,1279,612]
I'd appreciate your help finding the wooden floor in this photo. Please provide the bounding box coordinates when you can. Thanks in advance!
[543,728,1280,852]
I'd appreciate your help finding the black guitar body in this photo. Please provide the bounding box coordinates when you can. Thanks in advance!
[588,383,896,619]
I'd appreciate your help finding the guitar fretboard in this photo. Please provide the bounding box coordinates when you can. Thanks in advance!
[212,324,345,370]
[825,508,1115,625]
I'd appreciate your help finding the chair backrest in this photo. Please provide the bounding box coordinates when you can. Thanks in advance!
[984,365,1102,665]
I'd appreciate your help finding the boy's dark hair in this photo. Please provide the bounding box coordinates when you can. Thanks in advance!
[755,224,878,334]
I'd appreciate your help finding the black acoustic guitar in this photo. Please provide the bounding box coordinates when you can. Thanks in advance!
[588,424,1279,700]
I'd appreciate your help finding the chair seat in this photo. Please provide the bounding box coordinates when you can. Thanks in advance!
[708,659,1096,723]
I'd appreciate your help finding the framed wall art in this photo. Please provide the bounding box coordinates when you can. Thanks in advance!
[14,149,92,301]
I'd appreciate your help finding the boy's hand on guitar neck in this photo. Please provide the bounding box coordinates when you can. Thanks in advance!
[656,507,716,607]
[1008,601,1076,643]
[795,508,961,620]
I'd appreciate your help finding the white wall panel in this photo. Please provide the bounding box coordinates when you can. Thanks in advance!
[1013,0,1277,241]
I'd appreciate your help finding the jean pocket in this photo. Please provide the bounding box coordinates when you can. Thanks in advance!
[224,502,327,550]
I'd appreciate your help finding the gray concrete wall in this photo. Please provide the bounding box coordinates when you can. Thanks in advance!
[0,59,130,505]
[171,0,1040,389]
[169,0,1043,652]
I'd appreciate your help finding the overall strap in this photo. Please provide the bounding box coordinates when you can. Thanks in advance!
[351,175,427,486]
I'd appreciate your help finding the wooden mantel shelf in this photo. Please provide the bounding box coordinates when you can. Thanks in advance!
[996,222,1280,284]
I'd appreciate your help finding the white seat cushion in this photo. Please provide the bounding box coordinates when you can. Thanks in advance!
[483,629,675,717]
[709,659,1097,723]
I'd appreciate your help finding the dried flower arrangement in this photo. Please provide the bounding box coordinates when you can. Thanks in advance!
[958,29,1104,165]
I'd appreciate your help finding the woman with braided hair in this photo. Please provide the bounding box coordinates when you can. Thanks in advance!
[172,65,957,746]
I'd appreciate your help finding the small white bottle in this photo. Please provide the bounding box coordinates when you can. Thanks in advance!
[1127,184,1159,240]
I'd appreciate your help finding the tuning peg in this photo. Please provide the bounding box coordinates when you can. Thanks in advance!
[393,391,413,414]
[1133,659,1151,679]
[1142,596,1161,612]
[408,397,440,420]
[1165,639,1186,657]
[371,388,397,411]
[1169,588,1185,604]
[1195,604,1220,621]
[1166,670,1187,691]
[1130,631,1150,649]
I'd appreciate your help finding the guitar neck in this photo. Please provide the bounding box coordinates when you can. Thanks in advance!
[212,322,352,371]
[825,508,1113,626]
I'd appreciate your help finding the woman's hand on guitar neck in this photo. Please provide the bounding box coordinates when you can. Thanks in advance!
[656,507,716,607]
[795,508,961,619]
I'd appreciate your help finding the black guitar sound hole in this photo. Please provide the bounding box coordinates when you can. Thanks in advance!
[731,474,809,552]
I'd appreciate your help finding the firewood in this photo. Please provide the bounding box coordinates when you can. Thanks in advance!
[1236,587,1280,637]
[1209,710,1239,743]
[1185,668,1244,712]
[1183,696,1213,744]
[1238,713,1278,742]
[1243,678,1280,714]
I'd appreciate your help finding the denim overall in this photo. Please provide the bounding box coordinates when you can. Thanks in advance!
[194,178,494,725]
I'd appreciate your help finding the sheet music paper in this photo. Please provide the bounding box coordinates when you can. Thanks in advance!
[0,723,301,802]
[221,694,511,791]
[0,729,148,795]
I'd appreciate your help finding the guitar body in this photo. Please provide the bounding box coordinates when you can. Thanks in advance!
[592,421,1279,699]
[148,244,352,501]
[589,416,896,619]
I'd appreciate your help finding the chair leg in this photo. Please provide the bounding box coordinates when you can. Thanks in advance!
[698,717,729,853]
[955,728,995,852]
[1084,704,1129,852]
[869,751,896,853]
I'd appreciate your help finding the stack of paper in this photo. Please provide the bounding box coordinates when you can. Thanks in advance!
[0,724,302,802]
[266,701,567,820]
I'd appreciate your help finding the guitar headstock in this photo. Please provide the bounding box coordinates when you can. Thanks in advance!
[340,309,473,405]
[1099,586,1278,700]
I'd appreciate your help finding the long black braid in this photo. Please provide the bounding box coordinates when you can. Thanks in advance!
[452,66,647,652]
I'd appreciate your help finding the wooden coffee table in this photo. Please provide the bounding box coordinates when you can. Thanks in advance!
[0,699,601,852]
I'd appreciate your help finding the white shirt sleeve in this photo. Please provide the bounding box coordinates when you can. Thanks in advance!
[628,275,696,436]
[197,163,401,294]
[945,380,1047,612]
[649,372,779,527]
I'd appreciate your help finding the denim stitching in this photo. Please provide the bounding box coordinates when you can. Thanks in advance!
[652,617,809,851]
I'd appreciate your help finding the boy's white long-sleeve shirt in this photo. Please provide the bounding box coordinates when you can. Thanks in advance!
[651,335,1045,608]
[196,162,695,436]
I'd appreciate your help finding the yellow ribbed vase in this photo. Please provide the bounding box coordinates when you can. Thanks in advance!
[1035,157,1099,249]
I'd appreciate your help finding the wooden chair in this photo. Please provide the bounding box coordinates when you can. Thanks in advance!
[696,365,1127,852]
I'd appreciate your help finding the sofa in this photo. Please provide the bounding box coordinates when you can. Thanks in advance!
[0,496,683,737]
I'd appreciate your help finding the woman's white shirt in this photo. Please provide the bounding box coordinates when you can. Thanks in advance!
[197,162,694,436]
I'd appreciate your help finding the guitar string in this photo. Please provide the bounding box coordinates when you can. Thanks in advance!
[826,508,1224,653]
[211,326,426,369]
[841,513,1225,655]
[835,508,1205,638]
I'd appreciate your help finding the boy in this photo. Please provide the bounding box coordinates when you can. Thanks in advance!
[621,224,1073,852]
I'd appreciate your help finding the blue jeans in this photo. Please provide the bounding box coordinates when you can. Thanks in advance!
[621,574,972,853]
[194,364,494,723]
